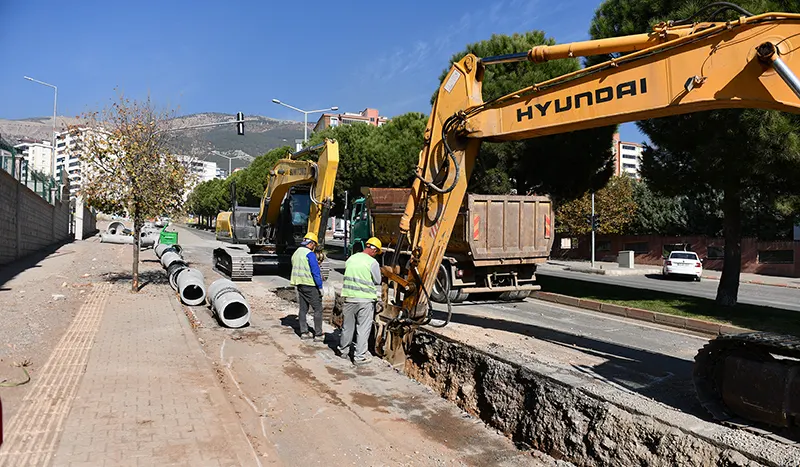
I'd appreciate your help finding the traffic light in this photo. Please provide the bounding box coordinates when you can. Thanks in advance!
[586,214,601,231]
[236,112,244,136]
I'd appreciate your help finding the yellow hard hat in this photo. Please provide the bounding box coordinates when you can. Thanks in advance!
[304,232,318,243]
[366,237,382,253]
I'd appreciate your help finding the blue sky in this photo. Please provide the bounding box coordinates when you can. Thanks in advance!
[0,0,647,144]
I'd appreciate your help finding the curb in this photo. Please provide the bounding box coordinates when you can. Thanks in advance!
[700,274,800,289]
[531,291,751,337]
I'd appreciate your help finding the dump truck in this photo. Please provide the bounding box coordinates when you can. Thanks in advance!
[348,187,553,303]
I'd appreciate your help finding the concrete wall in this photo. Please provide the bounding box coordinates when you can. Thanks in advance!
[553,234,800,277]
[74,196,98,240]
[0,168,72,265]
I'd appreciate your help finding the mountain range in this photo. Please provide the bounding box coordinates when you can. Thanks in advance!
[0,113,307,173]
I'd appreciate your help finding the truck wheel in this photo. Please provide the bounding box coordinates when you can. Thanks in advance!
[448,289,469,303]
[499,291,527,301]
[430,264,450,304]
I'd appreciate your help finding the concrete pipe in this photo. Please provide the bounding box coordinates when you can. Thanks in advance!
[100,233,134,244]
[176,268,206,306]
[207,278,251,328]
[160,251,185,269]
[167,261,188,291]
[107,221,126,235]
[155,243,173,259]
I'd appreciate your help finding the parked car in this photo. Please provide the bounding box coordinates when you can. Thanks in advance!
[662,251,703,281]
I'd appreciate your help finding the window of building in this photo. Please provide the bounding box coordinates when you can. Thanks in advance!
[623,241,649,253]
[758,250,794,264]
[622,144,638,151]
[622,154,637,159]
[623,163,637,169]
[596,240,612,252]
[370,117,375,122]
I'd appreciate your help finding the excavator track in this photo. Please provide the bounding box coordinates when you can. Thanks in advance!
[213,247,253,281]
[693,332,800,445]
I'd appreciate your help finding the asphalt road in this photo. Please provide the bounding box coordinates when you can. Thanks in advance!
[428,293,710,416]
[536,266,800,312]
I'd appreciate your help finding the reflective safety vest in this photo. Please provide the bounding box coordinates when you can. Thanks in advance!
[290,246,316,286]
[342,252,379,299]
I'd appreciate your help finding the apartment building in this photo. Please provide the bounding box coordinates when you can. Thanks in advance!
[14,139,54,175]
[54,128,89,199]
[611,132,644,179]
[313,108,389,133]
[177,155,219,184]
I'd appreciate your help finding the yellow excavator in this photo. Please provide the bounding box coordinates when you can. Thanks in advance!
[374,5,800,437]
[213,138,339,285]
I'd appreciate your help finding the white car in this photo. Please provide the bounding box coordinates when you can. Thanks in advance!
[662,251,703,281]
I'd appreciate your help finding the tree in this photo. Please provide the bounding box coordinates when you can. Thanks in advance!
[76,93,191,292]
[556,176,637,235]
[307,112,426,215]
[432,32,617,200]
[589,0,800,305]
[627,181,688,236]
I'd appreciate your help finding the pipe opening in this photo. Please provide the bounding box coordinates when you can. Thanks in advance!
[182,285,204,301]
[222,302,249,321]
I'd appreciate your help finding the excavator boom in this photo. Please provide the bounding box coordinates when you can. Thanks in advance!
[375,7,800,436]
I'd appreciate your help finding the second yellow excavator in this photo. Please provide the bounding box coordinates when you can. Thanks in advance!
[213,138,339,283]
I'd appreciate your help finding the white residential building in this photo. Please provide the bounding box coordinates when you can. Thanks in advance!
[177,156,219,184]
[55,128,87,199]
[612,133,644,179]
[14,139,54,175]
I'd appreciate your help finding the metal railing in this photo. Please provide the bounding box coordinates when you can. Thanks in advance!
[0,141,61,204]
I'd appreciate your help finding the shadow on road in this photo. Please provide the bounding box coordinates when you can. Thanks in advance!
[429,309,705,418]
[0,239,75,291]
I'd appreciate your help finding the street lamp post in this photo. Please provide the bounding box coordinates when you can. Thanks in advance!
[271,99,338,143]
[23,76,58,181]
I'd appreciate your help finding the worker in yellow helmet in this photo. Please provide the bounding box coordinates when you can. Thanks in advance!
[337,237,382,365]
[290,232,325,341]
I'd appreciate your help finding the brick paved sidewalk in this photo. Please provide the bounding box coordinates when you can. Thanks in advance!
[0,280,260,467]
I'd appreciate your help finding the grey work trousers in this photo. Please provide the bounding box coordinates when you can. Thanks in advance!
[296,285,323,336]
[337,301,374,360]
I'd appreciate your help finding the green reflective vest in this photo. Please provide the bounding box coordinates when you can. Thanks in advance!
[290,246,315,286]
[342,252,379,299]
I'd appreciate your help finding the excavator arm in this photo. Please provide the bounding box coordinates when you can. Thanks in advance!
[256,139,340,243]
[376,9,800,433]
[390,11,800,323]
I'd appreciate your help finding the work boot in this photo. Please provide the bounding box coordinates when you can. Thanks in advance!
[313,333,326,343]
[300,332,314,340]
[353,355,372,366]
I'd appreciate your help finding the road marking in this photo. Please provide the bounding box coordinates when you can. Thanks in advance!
[0,282,111,467]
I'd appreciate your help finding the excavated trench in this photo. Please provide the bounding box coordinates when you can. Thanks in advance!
[272,290,799,466]
[402,330,800,467]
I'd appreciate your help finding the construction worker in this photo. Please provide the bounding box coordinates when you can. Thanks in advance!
[290,232,324,341]
[337,237,382,365]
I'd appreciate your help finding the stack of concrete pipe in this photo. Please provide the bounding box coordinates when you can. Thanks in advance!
[101,221,159,248]
[207,279,251,328]
[153,243,250,328]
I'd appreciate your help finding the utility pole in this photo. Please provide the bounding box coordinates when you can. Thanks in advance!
[591,192,596,269]
[271,99,338,144]
[343,191,349,258]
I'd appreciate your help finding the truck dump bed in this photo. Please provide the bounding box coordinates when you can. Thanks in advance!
[364,188,553,266]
